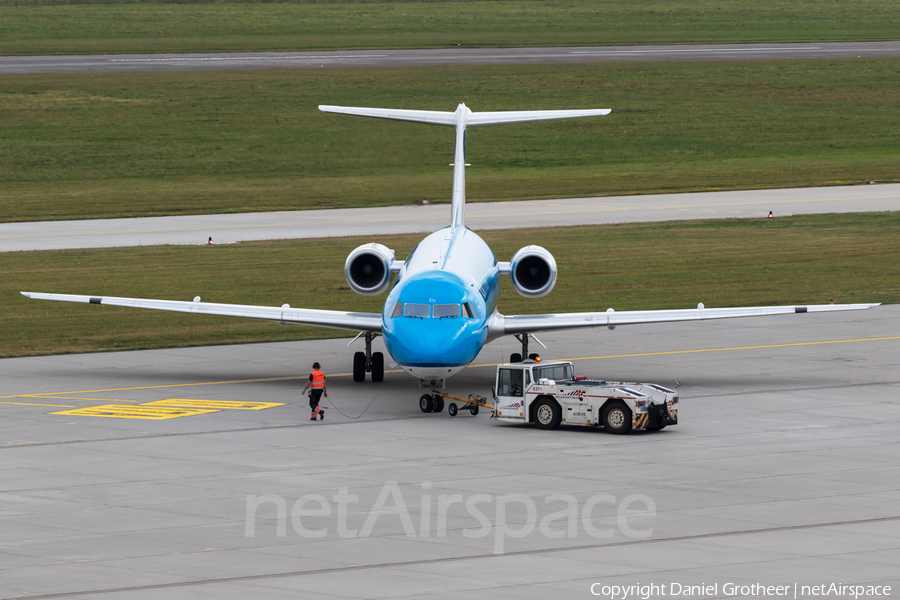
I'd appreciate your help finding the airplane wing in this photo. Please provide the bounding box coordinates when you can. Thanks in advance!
[20,292,382,332]
[494,302,880,336]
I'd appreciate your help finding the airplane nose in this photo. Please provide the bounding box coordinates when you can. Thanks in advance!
[384,317,484,368]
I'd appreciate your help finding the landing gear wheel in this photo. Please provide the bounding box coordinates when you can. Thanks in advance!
[528,353,540,361]
[419,394,434,413]
[602,401,633,434]
[510,353,522,363]
[352,352,366,382]
[371,352,384,382]
[533,398,561,430]
[469,404,479,416]
[448,403,458,417]
[432,394,444,413]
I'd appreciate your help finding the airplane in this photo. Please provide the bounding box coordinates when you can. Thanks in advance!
[22,102,879,412]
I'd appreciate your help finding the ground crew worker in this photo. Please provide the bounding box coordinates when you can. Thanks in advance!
[302,362,327,421]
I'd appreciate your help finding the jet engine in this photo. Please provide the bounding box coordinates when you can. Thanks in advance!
[509,245,557,298]
[345,243,395,295]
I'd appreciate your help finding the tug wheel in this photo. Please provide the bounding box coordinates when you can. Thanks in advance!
[533,398,561,430]
[448,403,458,417]
[602,401,633,434]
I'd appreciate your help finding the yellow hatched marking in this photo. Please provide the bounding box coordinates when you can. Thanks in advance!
[51,404,219,420]
[143,399,286,410]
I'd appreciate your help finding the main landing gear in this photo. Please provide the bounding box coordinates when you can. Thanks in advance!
[352,331,384,383]
[509,332,544,363]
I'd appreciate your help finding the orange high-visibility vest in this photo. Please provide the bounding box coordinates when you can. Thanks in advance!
[311,370,326,388]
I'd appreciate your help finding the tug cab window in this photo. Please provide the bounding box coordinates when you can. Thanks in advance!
[497,368,524,397]
[534,363,574,382]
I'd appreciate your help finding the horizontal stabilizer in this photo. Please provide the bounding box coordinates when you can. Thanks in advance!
[318,105,457,126]
[318,105,611,127]
[467,108,611,127]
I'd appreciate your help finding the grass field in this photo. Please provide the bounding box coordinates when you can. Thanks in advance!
[1,0,898,56]
[2,59,899,222]
[6,212,898,358]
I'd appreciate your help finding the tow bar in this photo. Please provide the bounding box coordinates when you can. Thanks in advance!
[441,392,493,417]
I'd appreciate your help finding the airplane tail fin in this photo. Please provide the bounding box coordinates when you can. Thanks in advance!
[318,104,610,228]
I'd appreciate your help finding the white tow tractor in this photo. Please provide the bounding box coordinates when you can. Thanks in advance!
[488,360,678,433]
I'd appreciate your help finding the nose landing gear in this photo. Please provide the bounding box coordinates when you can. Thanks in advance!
[418,380,445,413]
[419,393,444,413]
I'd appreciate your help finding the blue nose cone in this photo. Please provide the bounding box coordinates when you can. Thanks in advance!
[382,271,487,368]
[387,316,483,367]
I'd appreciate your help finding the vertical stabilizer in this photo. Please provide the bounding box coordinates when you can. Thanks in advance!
[449,103,470,228]
[318,104,611,229]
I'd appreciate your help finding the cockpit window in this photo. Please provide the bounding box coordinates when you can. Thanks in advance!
[433,304,460,319]
[463,302,478,319]
[404,303,430,318]
[393,302,475,319]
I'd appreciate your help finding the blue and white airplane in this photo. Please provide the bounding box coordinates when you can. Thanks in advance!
[22,103,878,410]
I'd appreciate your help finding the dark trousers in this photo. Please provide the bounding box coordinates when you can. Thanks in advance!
[309,389,324,415]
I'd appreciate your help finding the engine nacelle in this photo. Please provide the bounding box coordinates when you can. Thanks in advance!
[345,243,395,295]
[509,245,557,298]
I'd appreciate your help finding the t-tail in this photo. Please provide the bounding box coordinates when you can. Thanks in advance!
[318,103,611,228]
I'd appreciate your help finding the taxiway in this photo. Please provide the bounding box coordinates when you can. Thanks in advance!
[2,184,898,252]
[1,305,898,598]
[2,42,900,75]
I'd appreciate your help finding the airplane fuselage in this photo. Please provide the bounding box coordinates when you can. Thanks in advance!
[381,225,499,380]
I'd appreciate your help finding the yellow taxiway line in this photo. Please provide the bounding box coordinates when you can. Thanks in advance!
[0,335,895,403]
